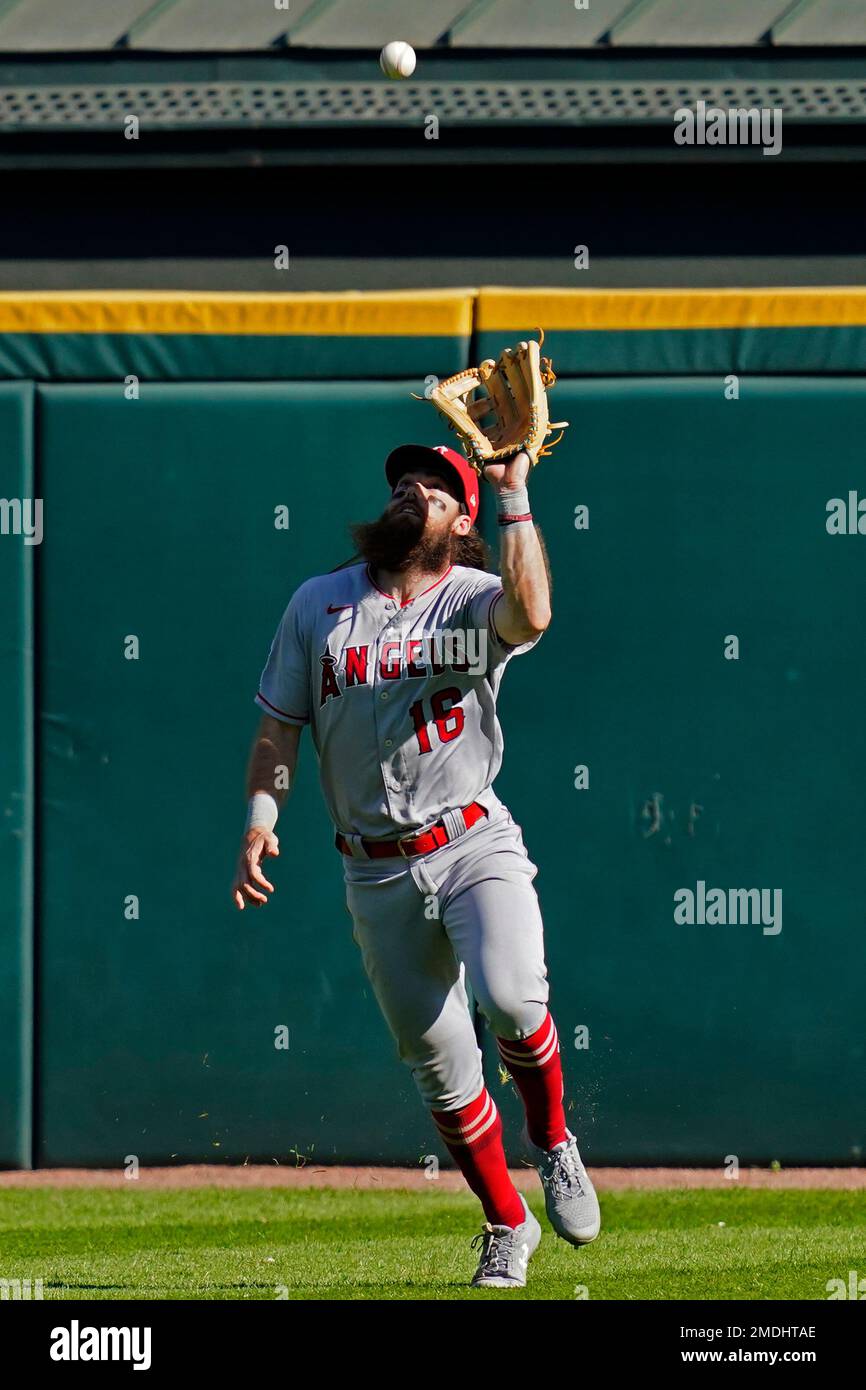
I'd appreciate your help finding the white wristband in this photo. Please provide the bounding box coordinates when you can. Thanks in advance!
[245,793,279,833]
[496,485,530,517]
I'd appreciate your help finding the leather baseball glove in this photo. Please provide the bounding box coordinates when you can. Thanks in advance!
[429,331,569,473]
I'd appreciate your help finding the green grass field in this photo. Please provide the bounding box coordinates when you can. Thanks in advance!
[0,1187,861,1301]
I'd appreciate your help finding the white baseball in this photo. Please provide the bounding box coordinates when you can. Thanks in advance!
[379,41,416,80]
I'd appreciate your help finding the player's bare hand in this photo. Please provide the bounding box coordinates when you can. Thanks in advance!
[482,449,532,492]
[232,828,280,910]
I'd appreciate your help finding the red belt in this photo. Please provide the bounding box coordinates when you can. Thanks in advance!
[336,802,487,860]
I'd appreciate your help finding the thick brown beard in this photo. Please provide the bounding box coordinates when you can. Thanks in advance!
[350,509,478,574]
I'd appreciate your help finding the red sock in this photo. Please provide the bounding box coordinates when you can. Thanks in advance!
[431,1087,525,1229]
[496,1011,568,1151]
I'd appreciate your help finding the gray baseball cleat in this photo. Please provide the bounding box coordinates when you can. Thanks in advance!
[469,1194,542,1289]
[524,1128,601,1245]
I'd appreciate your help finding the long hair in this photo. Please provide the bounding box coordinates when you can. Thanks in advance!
[451,525,491,571]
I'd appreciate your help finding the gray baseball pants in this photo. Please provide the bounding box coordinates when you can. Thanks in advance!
[342,804,550,1112]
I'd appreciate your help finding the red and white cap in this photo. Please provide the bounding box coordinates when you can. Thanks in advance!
[384,443,480,525]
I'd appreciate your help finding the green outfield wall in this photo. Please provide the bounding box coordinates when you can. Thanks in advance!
[0,383,33,1168]
[0,291,863,1168]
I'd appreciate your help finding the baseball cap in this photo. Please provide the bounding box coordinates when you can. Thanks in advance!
[385,443,480,525]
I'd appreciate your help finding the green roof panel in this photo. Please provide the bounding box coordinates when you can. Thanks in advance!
[452,0,628,48]
[288,0,467,48]
[127,0,305,50]
[0,0,863,52]
[0,0,151,50]
[611,0,787,46]
[773,0,866,45]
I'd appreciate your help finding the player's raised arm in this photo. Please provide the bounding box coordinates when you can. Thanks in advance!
[483,450,552,646]
[232,714,302,910]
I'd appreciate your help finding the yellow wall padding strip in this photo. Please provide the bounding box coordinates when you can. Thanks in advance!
[1,287,864,337]
[477,287,866,331]
[0,289,476,337]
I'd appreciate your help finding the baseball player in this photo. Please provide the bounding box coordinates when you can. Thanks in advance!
[232,442,600,1289]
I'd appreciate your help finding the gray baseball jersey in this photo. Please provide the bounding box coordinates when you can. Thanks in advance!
[255,560,540,838]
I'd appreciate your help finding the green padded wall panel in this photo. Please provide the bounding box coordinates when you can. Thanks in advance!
[0,332,467,383]
[0,382,34,1168]
[486,377,866,1163]
[36,382,456,1166]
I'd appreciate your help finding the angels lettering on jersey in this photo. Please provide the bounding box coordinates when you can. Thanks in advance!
[254,561,542,838]
[319,626,487,706]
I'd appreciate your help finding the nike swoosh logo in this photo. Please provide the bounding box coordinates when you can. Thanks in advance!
[327,604,352,613]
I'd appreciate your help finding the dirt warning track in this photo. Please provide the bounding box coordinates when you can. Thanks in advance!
[0,1166,862,1190]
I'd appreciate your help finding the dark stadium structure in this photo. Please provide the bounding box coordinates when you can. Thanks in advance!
[1,0,866,289]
